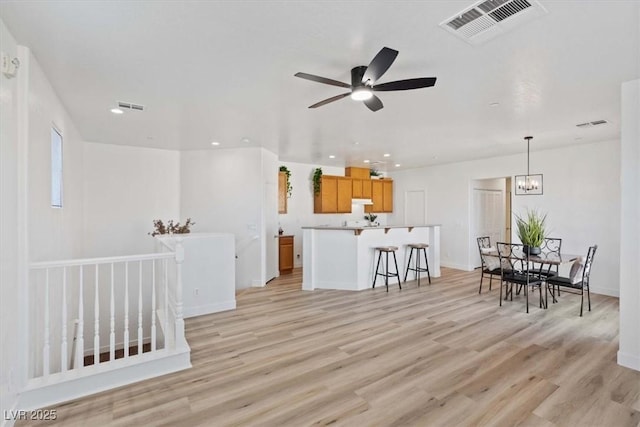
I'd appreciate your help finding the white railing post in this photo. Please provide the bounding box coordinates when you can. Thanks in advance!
[61,267,67,372]
[109,263,115,362]
[151,259,156,352]
[76,266,84,369]
[43,269,50,376]
[164,258,168,348]
[94,265,100,365]
[124,262,129,358]
[174,237,187,348]
[137,260,143,355]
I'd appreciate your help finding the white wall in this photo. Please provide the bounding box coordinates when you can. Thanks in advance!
[180,147,264,289]
[618,79,640,371]
[0,18,22,420]
[277,161,389,268]
[389,139,621,297]
[27,52,84,262]
[83,142,180,257]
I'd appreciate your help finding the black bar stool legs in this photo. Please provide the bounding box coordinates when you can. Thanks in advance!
[404,244,431,286]
[372,246,401,292]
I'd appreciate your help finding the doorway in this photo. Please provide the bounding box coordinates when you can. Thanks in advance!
[471,178,509,268]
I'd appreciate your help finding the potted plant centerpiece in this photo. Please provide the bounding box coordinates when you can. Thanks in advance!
[514,209,547,255]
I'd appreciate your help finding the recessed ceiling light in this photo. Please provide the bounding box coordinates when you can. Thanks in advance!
[363,159,370,164]
[489,102,500,107]
[395,164,401,167]
[241,137,250,143]
[383,153,391,157]
[354,142,359,145]
[110,108,123,114]
[432,156,438,159]
[329,155,335,159]
[575,137,583,140]
[211,141,220,146]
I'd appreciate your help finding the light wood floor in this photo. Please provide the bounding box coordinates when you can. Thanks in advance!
[19,268,640,426]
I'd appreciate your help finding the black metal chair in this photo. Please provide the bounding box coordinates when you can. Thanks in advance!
[477,236,501,294]
[546,245,597,316]
[534,237,562,290]
[497,242,544,313]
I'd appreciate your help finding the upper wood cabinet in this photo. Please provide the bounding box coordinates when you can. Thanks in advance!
[365,179,393,213]
[352,178,372,199]
[314,175,353,213]
[278,171,287,214]
[345,167,370,180]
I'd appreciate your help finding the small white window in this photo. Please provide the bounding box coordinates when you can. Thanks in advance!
[51,127,63,208]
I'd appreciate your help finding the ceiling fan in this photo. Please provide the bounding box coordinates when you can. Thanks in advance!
[294,47,437,112]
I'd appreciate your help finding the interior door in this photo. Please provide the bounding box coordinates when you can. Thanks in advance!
[472,188,504,267]
[265,181,279,282]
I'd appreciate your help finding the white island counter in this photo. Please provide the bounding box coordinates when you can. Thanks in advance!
[302,225,440,291]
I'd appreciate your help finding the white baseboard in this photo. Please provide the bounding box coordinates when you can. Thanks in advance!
[441,261,473,271]
[184,300,236,318]
[617,350,640,372]
[590,286,619,297]
[18,348,191,412]
[251,279,264,287]
[312,281,361,291]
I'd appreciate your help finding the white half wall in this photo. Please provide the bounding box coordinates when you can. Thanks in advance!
[389,139,621,297]
[618,79,640,372]
[277,161,389,268]
[82,142,180,257]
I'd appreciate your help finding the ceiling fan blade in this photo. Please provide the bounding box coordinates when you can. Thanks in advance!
[363,94,384,112]
[308,92,351,108]
[362,47,398,84]
[294,72,350,88]
[373,77,437,92]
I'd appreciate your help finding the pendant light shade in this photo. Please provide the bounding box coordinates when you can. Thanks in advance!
[515,136,543,195]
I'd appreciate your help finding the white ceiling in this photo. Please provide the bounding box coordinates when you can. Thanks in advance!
[1,1,638,171]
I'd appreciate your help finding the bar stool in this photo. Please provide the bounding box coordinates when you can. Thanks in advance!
[373,246,401,292]
[404,243,431,286]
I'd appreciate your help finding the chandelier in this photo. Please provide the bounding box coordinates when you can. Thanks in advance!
[515,136,543,195]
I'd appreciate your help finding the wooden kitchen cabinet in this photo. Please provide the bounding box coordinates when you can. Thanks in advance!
[279,235,294,274]
[352,178,372,199]
[278,171,287,214]
[365,179,393,213]
[314,175,353,213]
[345,167,370,180]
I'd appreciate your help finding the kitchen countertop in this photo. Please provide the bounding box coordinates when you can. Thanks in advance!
[301,224,441,235]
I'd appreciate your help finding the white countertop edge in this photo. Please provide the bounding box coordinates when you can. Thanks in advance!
[301,224,441,231]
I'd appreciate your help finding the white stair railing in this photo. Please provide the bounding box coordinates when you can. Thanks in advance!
[28,242,188,384]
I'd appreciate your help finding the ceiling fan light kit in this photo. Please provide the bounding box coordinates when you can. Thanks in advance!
[295,47,437,112]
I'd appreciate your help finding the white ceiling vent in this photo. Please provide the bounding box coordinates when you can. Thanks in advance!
[576,119,609,128]
[440,0,547,45]
[118,101,144,111]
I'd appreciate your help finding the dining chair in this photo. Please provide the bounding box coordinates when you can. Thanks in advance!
[477,236,501,294]
[535,237,562,293]
[497,242,544,313]
[546,245,597,316]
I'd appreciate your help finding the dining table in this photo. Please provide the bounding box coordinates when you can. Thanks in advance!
[486,249,581,309]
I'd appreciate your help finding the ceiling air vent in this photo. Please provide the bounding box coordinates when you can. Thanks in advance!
[439,0,547,45]
[118,101,145,111]
[576,120,609,128]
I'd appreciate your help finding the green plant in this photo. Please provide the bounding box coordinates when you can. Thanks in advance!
[370,168,381,177]
[149,218,195,237]
[514,209,547,247]
[312,168,322,194]
[279,166,293,198]
[364,213,378,223]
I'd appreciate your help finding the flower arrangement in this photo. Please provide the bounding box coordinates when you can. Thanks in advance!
[149,218,195,237]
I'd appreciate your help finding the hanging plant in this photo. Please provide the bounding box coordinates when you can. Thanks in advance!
[279,166,293,198]
[312,168,322,194]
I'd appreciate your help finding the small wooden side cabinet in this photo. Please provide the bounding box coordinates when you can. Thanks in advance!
[279,235,294,274]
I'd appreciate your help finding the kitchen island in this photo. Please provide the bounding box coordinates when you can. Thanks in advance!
[301,225,440,291]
